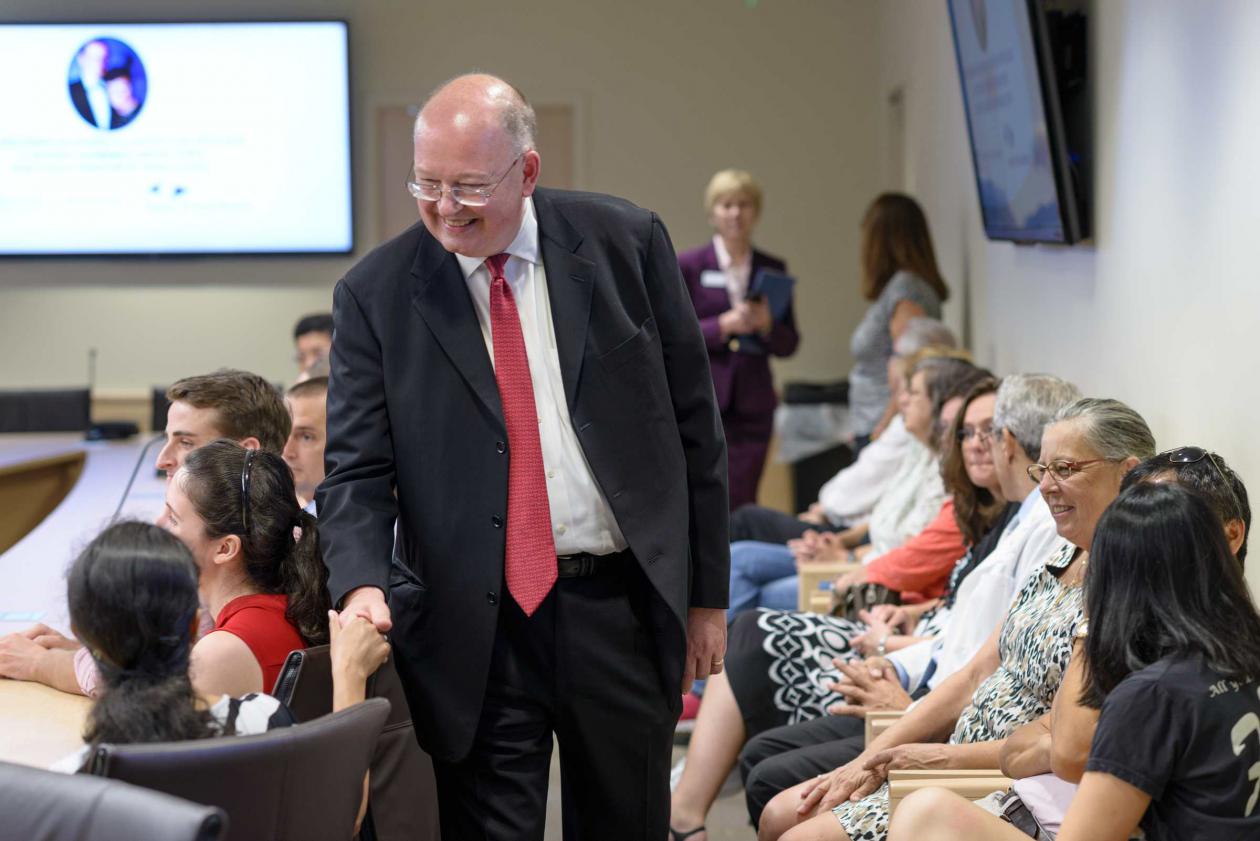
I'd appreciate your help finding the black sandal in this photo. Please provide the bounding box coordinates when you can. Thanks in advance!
[669,827,705,841]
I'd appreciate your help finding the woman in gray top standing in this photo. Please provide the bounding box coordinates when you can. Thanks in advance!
[848,193,950,448]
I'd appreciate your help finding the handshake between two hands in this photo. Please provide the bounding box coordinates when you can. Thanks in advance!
[330,586,394,683]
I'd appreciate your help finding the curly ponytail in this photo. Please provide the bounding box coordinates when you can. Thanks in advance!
[284,508,331,644]
[69,522,217,749]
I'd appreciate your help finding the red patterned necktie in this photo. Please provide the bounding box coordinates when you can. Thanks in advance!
[485,253,557,616]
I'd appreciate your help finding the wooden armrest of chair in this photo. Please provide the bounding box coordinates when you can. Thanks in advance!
[887,769,1013,816]
[797,561,860,613]
[863,709,906,746]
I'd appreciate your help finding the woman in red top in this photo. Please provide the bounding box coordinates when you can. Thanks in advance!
[159,440,330,695]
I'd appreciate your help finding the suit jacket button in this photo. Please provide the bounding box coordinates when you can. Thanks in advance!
[727,338,739,352]
[496,441,506,453]
[487,591,498,605]
[492,515,503,527]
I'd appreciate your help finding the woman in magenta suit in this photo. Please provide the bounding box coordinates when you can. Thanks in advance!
[678,170,799,510]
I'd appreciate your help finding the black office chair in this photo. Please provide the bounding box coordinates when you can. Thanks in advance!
[274,647,441,841]
[0,759,226,841]
[0,388,90,433]
[87,697,389,841]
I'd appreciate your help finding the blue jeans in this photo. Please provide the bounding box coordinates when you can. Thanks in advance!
[728,541,799,619]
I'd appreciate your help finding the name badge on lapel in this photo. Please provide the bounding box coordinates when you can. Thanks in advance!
[700,270,727,289]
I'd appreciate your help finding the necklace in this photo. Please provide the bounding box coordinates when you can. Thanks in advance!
[1052,551,1088,608]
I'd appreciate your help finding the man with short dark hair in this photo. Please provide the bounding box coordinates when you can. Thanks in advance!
[157,368,290,479]
[283,377,327,511]
[293,313,334,375]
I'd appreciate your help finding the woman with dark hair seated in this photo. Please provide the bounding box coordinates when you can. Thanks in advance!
[157,440,332,695]
[888,447,1253,841]
[51,520,387,774]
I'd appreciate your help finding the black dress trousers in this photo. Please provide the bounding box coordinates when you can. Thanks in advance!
[430,557,679,841]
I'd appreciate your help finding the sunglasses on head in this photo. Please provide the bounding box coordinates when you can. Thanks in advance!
[1157,446,1245,522]
[240,448,256,534]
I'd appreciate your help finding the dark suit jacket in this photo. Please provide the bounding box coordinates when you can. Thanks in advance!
[317,188,730,762]
[676,242,798,420]
[68,81,136,130]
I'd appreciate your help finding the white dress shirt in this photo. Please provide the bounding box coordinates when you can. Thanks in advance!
[712,234,752,305]
[862,435,946,561]
[454,198,627,556]
[85,81,112,129]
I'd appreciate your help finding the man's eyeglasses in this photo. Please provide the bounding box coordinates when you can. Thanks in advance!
[1158,446,1246,522]
[956,424,994,444]
[406,154,523,207]
[1027,458,1113,484]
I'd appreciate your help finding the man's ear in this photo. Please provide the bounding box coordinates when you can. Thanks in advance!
[1225,518,1247,560]
[237,436,262,451]
[520,149,542,196]
[1000,428,1018,464]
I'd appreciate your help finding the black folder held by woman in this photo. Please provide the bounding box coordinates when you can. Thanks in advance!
[736,268,795,355]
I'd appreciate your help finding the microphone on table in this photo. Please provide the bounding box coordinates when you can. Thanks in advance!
[112,432,166,522]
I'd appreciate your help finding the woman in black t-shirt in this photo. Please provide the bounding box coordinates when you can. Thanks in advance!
[889,478,1260,841]
[1062,482,1260,841]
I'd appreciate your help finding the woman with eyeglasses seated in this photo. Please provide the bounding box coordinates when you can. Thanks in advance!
[756,398,1155,841]
[669,367,1000,841]
[154,439,332,695]
[887,446,1252,841]
[676,169,798,510]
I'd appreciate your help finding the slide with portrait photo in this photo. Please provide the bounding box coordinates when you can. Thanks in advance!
[0,22,352,255]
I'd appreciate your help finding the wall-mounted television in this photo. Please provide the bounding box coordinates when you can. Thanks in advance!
[947,1,1087,244]
[0,21,352,256]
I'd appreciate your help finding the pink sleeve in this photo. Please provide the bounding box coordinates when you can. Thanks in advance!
[864,500,966,599]
[73,645,103,698]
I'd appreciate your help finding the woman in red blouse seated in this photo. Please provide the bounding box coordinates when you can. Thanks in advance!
[158,440,330,695]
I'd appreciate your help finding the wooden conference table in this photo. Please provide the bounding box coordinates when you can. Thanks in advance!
[0,433,165,767]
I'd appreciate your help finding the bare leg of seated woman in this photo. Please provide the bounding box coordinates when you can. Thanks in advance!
[887,787,1028,841]
[759,784,1029,841]
[668,671,746,840]
[758,778,851,841]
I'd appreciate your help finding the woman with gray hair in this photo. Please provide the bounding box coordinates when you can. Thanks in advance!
[759,398,1155,841]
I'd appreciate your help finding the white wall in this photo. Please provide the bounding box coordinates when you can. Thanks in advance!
[878,0,1260,594]
[0,0,882,392]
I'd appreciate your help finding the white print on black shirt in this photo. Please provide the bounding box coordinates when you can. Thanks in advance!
[1229,686,1260,816]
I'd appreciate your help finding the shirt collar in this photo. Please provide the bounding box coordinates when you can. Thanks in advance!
[1013,486,1042,526]
[712,235,751,271]
[454,197,541,280]
[1045,539,1078,571]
